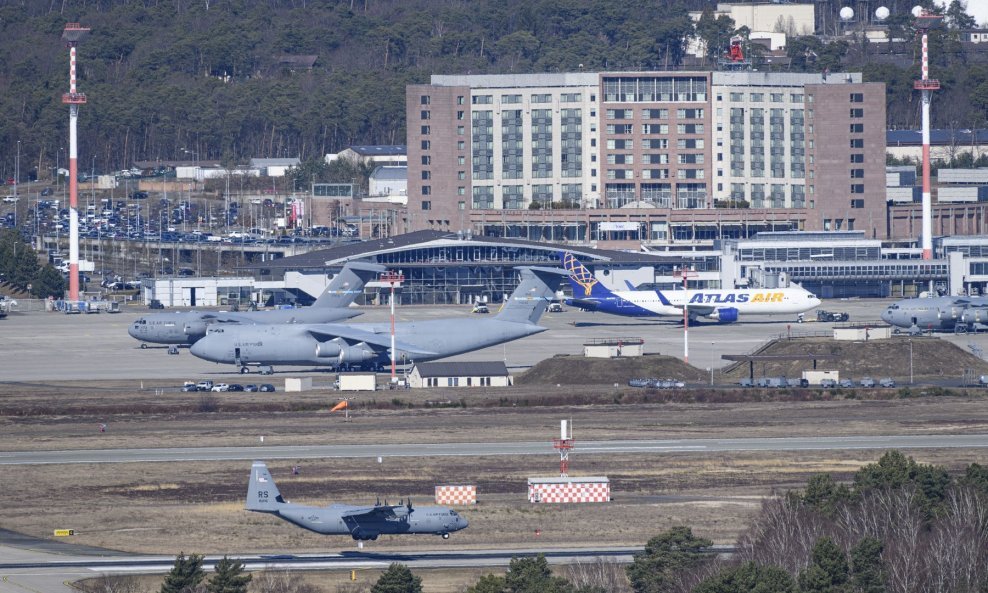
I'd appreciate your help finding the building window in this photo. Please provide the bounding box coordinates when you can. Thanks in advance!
[457,111,465,120]
[458,188,465,195]
[770,93,783,102]
[531,93,552,103]
[457,141,465,150]
[420,96,430,105]
[472,95,493,104]
[457,96,464,105]
[421,140,430,150]
[501,94,522,104]
[730,92,743,101]
[850,154,864,163]
[422,200,431,210]
[850,139,864,149]
[851,199,865,208]
[850,169,864,178]
[850,108,864,118]
[791,93,804,102]
[422,186,431,195]
[458,171,466,180]
[422,171,431,180]
[421,156,431,165]
[850,123,863,133]
[750,93,763,102]
[420,110,430,120]
[458,156,465,165]
[851,184,864,194]
[421,125,430,135]
[457,126,465,135]
[850,93,864,103]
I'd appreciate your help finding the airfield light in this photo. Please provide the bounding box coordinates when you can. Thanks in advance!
[380,270,404,381]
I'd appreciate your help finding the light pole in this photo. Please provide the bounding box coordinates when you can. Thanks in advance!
[14,140,20,228]
[909,340,914,385]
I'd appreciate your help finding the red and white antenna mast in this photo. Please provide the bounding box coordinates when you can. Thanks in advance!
[61,23,90,302]
[553,419,574,477]
[380,270,404,381]
[913,7,942,260]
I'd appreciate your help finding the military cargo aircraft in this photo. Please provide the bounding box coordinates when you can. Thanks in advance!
[189,266,566,373]
[881,294,988,333]
[562,251,820,323]
[128,261,384,348]
[247,461,468,540]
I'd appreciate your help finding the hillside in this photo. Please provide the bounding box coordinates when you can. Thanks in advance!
[0,0,985,179]
[516,353,708,385]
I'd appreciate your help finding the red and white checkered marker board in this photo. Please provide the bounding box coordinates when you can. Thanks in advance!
[435,485,477,505]
[528,481,610,503]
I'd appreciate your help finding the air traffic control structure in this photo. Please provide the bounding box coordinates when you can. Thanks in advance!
[528,420,611,504]
[61,23,90,302]
[914,7,942,260]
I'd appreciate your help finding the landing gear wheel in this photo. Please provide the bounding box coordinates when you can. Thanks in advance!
[442,533,450,539]
[240,366,250,374]
[140,343,148,349]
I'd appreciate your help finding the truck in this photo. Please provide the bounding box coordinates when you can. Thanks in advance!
[816,310,850,322]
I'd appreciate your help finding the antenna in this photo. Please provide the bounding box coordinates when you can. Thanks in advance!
[61,23,90,304]
[553,419,574,477]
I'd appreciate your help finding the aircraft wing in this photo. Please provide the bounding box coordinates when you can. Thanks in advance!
[340,505,402,519]
[684,304,717,316]
[306,326,440,358]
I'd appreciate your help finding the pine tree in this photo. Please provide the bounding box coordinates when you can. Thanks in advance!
[206,557,251,593]
[160,552,206,593]
[371,563,422,593]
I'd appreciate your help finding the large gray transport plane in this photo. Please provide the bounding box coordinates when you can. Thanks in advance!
[128,261,384,347]
[190,266,567,373]
[247,461,468,540]
[881,294,988,333]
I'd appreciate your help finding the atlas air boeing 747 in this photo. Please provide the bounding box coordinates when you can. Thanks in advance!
[561,252,821,323]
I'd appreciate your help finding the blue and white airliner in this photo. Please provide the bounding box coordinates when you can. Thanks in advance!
[561,252,821,323]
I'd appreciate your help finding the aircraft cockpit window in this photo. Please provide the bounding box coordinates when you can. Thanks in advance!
[450,510,458,516]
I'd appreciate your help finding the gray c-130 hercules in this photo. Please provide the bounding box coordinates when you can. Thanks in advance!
[128,261,385,348]
[247,461,468,540]
[189,266,567,374]
[881,294,988,334]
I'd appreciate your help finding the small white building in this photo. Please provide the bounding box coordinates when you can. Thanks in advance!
[368,166,407,199]
[141,277,256,308]
[250,158,301,178]
[408,361,511,388]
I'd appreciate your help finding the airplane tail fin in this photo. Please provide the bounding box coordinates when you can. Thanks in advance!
[312,261,387,308]
[247,461,286,513]
[495,267,568,325]
[560,252,615,299]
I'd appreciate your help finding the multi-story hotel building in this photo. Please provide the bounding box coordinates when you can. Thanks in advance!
[406,71,885,249]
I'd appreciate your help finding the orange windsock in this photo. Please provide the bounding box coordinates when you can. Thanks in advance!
[331,400,348,412]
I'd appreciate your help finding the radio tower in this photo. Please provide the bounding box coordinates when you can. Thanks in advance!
[61,23,90,303]
[913,8,942,260]
[553,420,574,477]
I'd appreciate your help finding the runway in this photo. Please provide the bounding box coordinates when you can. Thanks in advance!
[1,434,986,465]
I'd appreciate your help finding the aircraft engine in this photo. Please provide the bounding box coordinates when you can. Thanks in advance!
[961,308,987,324]
[184,320,208,337]
[710,307,739,323]
[315,341,343,358]
[339,343,376,363]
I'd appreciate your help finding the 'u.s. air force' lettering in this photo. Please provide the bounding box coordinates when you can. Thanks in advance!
[688,292,784,304]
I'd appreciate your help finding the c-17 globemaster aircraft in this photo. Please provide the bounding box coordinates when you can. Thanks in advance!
[247,461,468,540]
[190,266,567,374]
[128,261,385,348]
[881,294,988,333]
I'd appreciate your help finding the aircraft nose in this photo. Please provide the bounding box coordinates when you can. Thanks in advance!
[880,309,891,323]
[459,516,469,529]
[127,322,141,339]
[189,337,218,361]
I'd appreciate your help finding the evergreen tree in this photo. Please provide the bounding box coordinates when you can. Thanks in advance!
[503,555,573,593]
[466,574,507,593]
[31,264,65,299]
[849,537,885,593]
[371,563,422,593]
[797,537,850,593]
[206,557,251,593]
[693,561,795,593]
[160,552,206,593]
[626,526,711,593]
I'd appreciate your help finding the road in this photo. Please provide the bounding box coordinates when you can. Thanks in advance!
[1,434,986,466]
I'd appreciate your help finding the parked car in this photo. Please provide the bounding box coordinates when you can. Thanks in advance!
[243,384,259,392]
[471,303,490,314]
[838,379,855,388]
[859,377,876,388]
[816,310,850,322]
[227,383,245,392]
[195,380,214,391]
[259,384,276,392]
[739,377,754,388]
[547,302,564,313]
[879,377,896,388]
[181,382,198,392]
[819,378,838,388]
[210,383,230,392]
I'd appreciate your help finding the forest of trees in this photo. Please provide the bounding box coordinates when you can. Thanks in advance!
[0,0,985,183]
